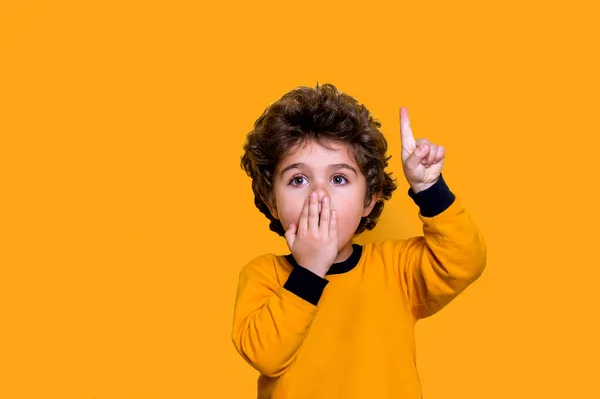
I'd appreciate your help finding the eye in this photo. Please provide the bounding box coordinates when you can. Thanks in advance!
[331,175,348,185]
[289,176,307,186]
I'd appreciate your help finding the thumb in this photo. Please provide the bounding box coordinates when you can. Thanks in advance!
[284,223,297,249]
[404,143,429,171]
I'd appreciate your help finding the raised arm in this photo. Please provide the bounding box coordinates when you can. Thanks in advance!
[400,175,487,319]
[397,108,487,319]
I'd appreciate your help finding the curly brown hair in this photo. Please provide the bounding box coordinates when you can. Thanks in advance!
[241,82,397,237]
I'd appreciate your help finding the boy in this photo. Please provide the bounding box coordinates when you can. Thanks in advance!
[232,83,486,398]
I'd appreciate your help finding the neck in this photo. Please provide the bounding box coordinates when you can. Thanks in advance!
[334,240,354,263]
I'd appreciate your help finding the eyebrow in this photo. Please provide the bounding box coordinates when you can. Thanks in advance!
[279,162,358,178]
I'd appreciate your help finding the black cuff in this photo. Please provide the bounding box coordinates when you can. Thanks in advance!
[283,265,329,306]
[408,174,455,217]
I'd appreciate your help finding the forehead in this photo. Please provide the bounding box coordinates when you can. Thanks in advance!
[277,140,357,170]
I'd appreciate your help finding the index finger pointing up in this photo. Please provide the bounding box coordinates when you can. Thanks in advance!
[400,107,415,147]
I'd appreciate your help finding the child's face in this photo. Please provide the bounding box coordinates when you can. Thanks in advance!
[269,139,378,251]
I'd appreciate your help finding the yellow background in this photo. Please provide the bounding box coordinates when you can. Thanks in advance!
[1,1,599,398]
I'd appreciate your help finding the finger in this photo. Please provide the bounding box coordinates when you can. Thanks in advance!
[284,223,297,249]
[416,138,430,147]
[329,209,337,241]
[308,192,319,233]
[319,196,330,234]
[400,107,415,147]
[433,146,445,164]
[299,195,310,232]
[416,139,431,164]
[425,144,438,166]
[406,143,429,170]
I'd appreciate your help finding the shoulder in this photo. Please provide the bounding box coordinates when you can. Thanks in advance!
[363,238,410,255]
[238,252,291,286]
[360,239,417,267]
[240,253,277,274]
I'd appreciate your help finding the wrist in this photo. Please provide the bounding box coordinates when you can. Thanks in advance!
[293,255,330,278]
[407,174,455,217]
[304,265,328,278]
[410,180,437,194]
[284,264,329,305]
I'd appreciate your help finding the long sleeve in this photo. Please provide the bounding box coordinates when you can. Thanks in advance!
[231,256,327,377]
[400,175,487,319]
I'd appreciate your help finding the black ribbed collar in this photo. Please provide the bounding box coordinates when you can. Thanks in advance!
[284,244,363,275]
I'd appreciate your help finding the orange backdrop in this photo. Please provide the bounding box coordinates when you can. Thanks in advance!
[2,1,599,398]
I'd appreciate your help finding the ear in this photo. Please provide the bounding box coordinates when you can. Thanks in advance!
[362,192,381,217]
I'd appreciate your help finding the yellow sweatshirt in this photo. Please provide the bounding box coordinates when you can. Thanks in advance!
[231,176,487,399]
